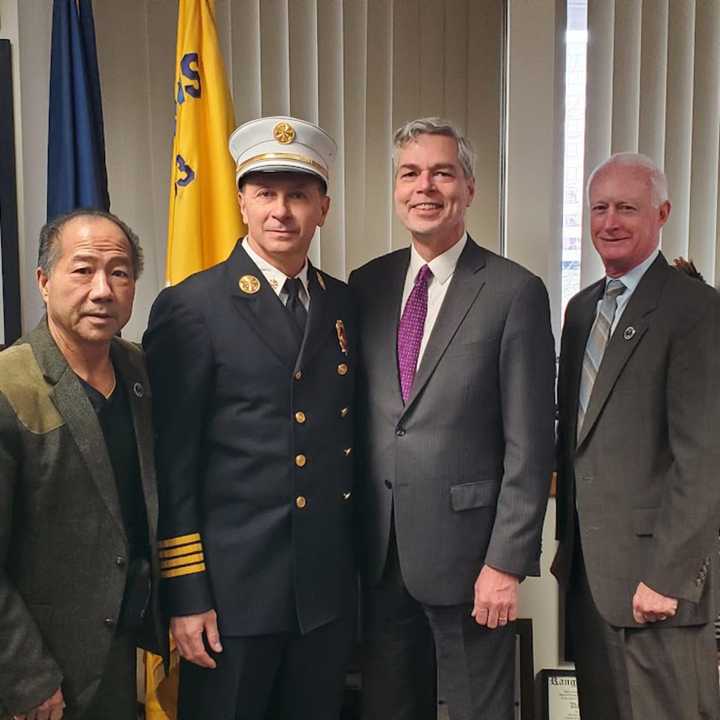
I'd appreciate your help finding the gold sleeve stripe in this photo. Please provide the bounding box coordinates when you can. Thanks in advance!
[159,542,203,559]
[161,562,206,579]
[160,552,205,570]
[158,532,201,549]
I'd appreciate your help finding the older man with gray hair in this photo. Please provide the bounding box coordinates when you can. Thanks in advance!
[553,152,720,719]
[350,117,556,720]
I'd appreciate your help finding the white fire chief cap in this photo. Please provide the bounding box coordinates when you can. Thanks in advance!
[229,116,337,189]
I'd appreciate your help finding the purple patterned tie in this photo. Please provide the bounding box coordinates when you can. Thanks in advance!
[397,264,433,403]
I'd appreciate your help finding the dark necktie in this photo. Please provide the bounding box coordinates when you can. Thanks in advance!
[283,277,308,335]
[397,264,433,403]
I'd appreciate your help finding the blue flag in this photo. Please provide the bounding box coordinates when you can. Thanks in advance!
[47,0,109,220]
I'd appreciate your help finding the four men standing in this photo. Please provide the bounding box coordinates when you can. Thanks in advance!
[2,118,718,720]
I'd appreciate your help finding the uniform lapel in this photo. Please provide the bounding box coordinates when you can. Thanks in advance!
[577,255,668,447]
[111,340,158,542]
[297,265,331,368]
[401,237,486,416]
[29,323,126,535]
[226,243,301,369]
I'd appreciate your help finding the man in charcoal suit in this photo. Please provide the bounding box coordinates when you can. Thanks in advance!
[349,117,556,720]
[552,153,720,719]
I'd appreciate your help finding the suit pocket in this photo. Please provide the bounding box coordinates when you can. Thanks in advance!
[450,480,497,511]
[632,507,659,536]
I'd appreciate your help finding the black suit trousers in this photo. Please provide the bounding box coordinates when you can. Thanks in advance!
[361,524,515,720]
[178,614,355,720]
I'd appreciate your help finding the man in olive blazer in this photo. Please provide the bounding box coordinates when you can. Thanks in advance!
[553,153,720,719]
[0,211,164,719]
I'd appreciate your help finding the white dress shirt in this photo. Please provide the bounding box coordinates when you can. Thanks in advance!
[242,237,310,311]
[400,232,468,367]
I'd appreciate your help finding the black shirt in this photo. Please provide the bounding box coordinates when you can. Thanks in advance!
[80,371,150,629]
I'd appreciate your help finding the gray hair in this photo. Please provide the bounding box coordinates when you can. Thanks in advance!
[38,209,144,278]
[392,117,476,179]
[586,152,669,207]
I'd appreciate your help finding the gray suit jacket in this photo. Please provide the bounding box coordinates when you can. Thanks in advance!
[0,321,164,716]
[553,254,720,627]
[349,237,556,605]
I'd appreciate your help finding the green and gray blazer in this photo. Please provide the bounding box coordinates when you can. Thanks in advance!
[0,320,164,716]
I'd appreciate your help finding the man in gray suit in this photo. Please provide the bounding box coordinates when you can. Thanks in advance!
[552,153,720,719]
[349,117,555,720]
[0,210,164,719]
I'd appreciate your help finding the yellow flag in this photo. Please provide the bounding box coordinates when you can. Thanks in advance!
[165,0,245,285]
[146,2,242,716]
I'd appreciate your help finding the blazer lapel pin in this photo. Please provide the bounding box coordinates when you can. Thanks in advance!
[133,382,145,398]
[623,326,636,341]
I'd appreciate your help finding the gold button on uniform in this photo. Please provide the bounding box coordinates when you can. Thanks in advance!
[337,363,348,376]
[294,370,303,381]
[340,407,350,418]
[296,496,307,509]
[295,454,307,467]
[295,411,306,424]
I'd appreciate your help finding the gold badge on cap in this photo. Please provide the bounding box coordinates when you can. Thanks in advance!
[336,320,349,355]
[239,275,261,294]
[316,271,326,291]
[273,121,296,145]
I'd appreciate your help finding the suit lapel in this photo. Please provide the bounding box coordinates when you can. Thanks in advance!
[401,238,486,415]
[111,341,158,542]
[377,249,411,408]
[28,323,126,535]
[577,255,668,447]
[565,280,604,447]
[226,243,300,369]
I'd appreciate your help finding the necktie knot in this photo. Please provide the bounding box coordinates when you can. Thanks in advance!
[283,277,307,337]
[415,264,433,287]
[284,277,304,303]
[605,278,625,301]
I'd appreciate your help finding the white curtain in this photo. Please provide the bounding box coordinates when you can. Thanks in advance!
[582,0,720,286]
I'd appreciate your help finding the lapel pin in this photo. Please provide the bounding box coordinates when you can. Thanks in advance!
[268,277,279,291]
[316,271,326,291]
[132,382,144,398]
[239,275,261,294]
[623,326,636,341]
[336,320,349,355]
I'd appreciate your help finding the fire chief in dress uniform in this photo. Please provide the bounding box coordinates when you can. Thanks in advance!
[143,117,356,720]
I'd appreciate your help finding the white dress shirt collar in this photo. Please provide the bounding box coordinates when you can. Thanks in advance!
[242,237,309,299]
[408,232,468,286]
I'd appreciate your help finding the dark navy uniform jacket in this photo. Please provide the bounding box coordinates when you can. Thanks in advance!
[143,241,356,636]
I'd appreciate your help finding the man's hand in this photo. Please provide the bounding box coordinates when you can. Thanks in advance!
[171,609,223,668]
[471,565,519,628]
[14,687,65,720]
[632,582,678,624]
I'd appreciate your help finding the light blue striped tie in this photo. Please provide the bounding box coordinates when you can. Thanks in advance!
[577,279,625,439]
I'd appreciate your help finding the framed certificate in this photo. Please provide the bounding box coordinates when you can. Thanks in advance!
[539,669,579,720]
[0,39,21,347]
